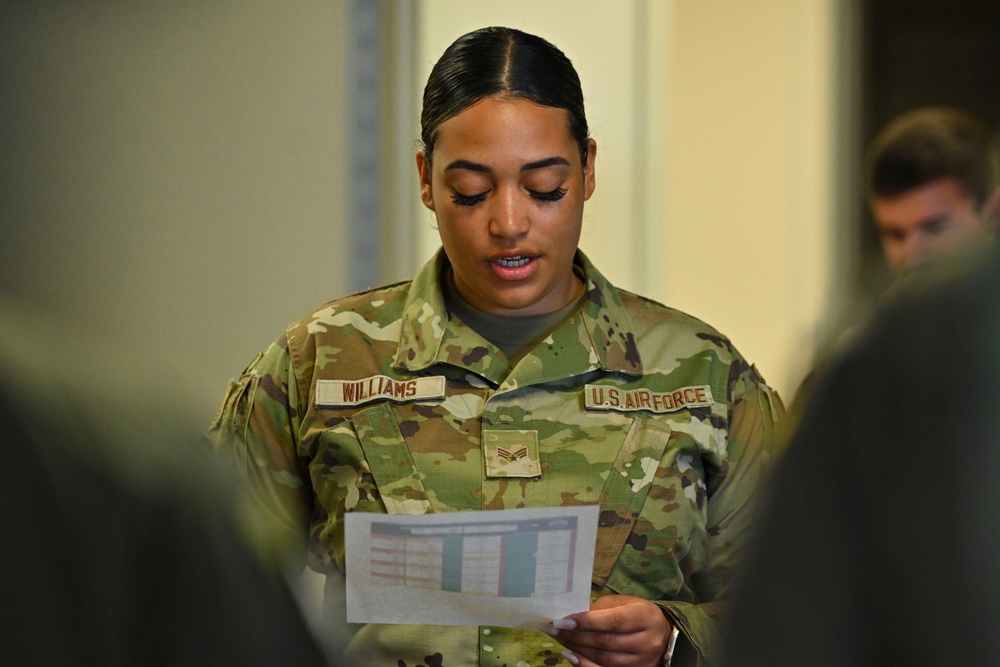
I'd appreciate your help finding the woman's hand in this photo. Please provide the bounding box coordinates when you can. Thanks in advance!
[544,594,672,667]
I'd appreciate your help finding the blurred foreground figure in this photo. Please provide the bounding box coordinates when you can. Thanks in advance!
[0,299,328,666]
[867,106,999,277]
[722,245,1000,666]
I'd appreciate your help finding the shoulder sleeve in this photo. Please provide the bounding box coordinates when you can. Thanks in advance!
[205,330,313,568]
[659,357,787,666]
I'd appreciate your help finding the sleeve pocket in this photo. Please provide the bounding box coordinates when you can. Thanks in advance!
[207,351,264,439]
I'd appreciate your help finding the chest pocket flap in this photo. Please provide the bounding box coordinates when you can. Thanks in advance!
[593,418,672,587]
[351,402,432,515]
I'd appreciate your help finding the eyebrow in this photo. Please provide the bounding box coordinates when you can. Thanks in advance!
[444,156,571,173]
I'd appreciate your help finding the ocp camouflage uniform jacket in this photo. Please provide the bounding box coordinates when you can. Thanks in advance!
[208,249,784,667]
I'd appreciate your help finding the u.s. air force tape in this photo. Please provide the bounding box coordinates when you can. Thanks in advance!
[584,383,713,414]
[316,375,446,408]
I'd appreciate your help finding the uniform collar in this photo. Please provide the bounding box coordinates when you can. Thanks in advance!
[393,249,643,378]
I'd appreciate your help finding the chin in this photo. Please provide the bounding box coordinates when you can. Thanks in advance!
[492,290,547,313]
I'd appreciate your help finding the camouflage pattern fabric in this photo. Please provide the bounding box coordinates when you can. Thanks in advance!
[207,249,785,667]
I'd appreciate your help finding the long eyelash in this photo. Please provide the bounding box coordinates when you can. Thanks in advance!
[451,187,567,206]
[531,187,568,203]
[451,192,488,206]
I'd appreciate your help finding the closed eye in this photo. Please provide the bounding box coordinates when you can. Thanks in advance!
[451,191,489,207]
[922,218,948,236]
[530,187,567,203]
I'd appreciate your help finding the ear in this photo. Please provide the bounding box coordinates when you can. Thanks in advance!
[583,138,597,201]
[416,151,435,212]
[982,186,1000,233]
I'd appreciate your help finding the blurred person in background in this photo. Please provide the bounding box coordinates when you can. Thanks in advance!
[721,245,1000,666]
[866,106,999,278]
[791,107,999,415]
[0,296,328,666]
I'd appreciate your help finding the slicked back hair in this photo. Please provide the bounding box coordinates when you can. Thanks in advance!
[420,26,590,168]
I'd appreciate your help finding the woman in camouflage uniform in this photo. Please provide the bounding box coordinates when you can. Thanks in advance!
[209,26,784,667]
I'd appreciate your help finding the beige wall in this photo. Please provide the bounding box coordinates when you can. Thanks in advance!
[664,0,843,398]
[1,2,351,424]
[410,0,845,398]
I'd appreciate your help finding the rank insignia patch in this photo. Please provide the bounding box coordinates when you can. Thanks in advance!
[483,429,541,478]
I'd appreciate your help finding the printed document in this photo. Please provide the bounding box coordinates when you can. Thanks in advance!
[344,505,599,627]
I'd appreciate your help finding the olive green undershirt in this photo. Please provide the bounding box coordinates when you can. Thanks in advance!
[442,267,586,368]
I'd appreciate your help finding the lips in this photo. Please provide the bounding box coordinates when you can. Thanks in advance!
[490,254,538,281]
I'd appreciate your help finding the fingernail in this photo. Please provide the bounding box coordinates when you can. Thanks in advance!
[537,624,558,637]
[553,618,578,630]
[561,650,580,665]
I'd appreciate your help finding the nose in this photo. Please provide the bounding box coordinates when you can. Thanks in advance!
[893,234,930,274]
[487,187,529,241]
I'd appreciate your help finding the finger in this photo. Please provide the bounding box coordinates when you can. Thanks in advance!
[562,643,654,667]
[560,648,618,667]
[559,626,645,655]
[561,649,611,667]
[555,609,670,664]
[569,599,664,635]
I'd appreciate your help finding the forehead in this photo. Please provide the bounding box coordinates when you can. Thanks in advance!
[432,97,578,166]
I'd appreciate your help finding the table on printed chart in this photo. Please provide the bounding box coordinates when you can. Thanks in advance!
[369,517,578,598]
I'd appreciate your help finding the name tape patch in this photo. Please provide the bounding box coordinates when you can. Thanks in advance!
[316,375,446,408]
[584,384,714,414]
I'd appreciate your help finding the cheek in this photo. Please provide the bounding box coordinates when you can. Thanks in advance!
[436,213,477,253]
[954,215,990,239]
[559,201,586,237]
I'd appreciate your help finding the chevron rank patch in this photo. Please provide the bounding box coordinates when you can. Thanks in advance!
[482,429,541,478]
